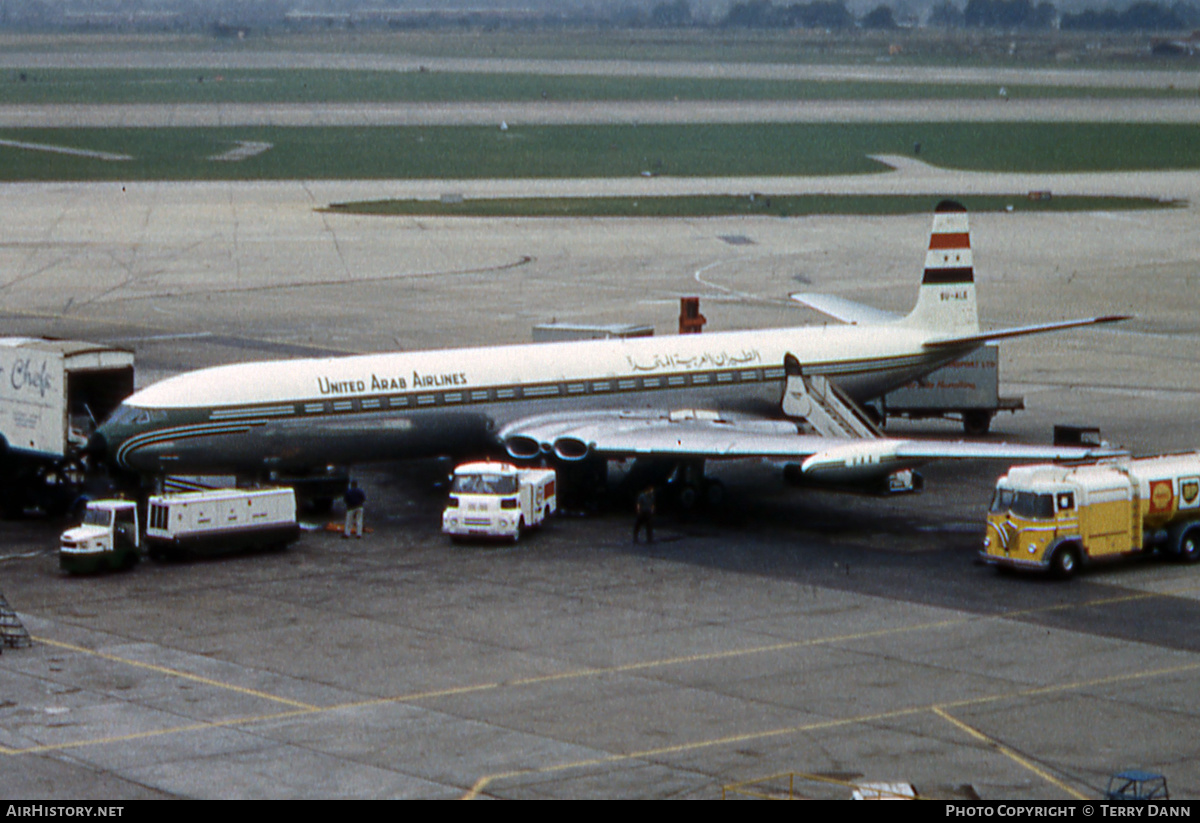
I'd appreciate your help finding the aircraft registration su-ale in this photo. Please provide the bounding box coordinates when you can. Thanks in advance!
[93,202,1125,499]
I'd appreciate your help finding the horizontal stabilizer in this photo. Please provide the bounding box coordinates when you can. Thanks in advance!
[924,315,1130,349]
[789,293,902,326]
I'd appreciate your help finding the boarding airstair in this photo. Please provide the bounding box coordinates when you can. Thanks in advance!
[781,355,883,440]
[0,592,32,649]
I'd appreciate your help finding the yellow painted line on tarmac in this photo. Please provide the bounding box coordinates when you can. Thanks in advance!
[1000,586,1200,618]
[5,613,967,758]
[10,707,319,757]
[462,703,937,799]
[461,660,1200,798]
[2,616,964,758]
[356,582,1200,713]
[939,660,1200,710]
[337,615,971,713]
[10,584,1200,763]
[32,636,318,710]
[931,706,1089,800]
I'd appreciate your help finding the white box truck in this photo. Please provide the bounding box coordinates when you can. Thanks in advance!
[443,461,556,542]
[870,345,1023,435]
[0,338,134,516]
[61,487,299,571]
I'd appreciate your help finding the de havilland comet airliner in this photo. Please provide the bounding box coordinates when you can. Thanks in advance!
[93,201,1126,495]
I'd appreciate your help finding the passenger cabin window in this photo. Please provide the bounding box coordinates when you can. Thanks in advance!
[1056,492,1075,512]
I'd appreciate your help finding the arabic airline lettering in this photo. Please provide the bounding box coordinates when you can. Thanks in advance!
[93,201,1126,481]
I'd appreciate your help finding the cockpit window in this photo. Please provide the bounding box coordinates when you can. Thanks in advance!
[990,488,1055,519]
[103,405,162,427]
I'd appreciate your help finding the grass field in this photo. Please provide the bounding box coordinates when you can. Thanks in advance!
[339,28,1200,69]
[326,193,1179,218]
[1,68,1194,106]
[1,122,1199,182]
[10,29,1185,72]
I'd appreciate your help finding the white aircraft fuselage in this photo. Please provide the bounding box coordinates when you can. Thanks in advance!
[92,200,1123,482]
[97,322,950,475]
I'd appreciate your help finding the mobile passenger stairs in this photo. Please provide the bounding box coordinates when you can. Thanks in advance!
[781,356,882,442]
[0,591,32,650]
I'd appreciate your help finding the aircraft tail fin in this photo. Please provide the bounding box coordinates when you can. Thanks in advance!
[899,200,980,337]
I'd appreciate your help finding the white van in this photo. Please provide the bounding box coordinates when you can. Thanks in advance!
[443,462,556,542]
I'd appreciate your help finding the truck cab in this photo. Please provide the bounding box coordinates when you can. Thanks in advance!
[983,462,1139,577]
[60,500,140,573]
[442,461,556,542]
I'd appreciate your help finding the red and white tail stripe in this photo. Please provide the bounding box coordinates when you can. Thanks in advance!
[923,200,973,285]
[900,199,979,335]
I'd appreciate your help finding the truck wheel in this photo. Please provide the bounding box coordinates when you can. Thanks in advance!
[1051,545,1080,579]
[963,411,993,436]
[1179,530,1200,563]
[704,478,726,507]
[305,496,334,515]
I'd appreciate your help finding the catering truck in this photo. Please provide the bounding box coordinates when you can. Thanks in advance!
[61,487,299,572]
[981,452,1200,578]
[0,338,134,516]
[869,345,1022,435]
[442,462,555,542]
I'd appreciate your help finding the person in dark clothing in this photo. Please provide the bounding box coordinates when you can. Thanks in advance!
[633,485,655,543]
[343,481,366,538]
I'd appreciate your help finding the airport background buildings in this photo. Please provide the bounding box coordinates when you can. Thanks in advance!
[3,0,1200,34]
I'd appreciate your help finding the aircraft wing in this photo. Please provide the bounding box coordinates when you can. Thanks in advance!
[500,410,828,461]
[789,292,903,325]
[498,410,1123,485]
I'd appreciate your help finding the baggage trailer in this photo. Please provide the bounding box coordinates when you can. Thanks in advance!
[145,487,300,559]
[0,338,133,516]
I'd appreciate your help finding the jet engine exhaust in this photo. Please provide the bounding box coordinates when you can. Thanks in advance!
[504,436,543,461]
[552,437,590,462]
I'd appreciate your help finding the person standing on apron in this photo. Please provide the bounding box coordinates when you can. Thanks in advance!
[633,486,655,543]
[344,481,366,538]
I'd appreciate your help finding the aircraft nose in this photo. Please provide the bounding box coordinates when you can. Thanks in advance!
[86,430,108,462]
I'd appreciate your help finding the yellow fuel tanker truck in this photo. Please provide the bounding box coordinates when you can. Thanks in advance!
[981,452,1200,578]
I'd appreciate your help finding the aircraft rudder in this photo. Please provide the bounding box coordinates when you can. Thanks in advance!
[903,199,980,335]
